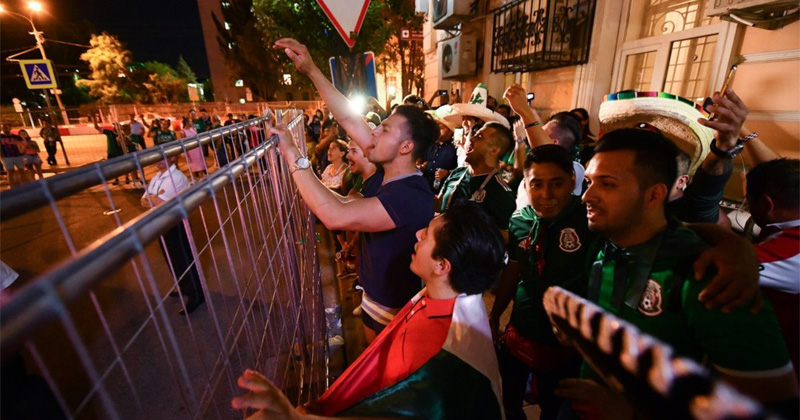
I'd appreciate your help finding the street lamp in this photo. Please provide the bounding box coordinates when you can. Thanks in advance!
[0,2,70,125]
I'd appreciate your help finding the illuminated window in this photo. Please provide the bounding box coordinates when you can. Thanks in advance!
[283,74,292,85]
[224,21,231,30]
[235,79,244,87]
[614,0,737,97]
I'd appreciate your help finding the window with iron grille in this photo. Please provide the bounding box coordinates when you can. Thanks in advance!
[491,0,597,73]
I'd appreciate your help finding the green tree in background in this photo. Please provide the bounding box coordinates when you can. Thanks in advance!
[212,0,293,101]
[76,33,136,103]
[77,32,197,104]
[176,55,197,84]
[213,0,426,100]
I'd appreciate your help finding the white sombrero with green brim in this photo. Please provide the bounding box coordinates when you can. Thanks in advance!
[599,91,714,176]
[444,83,510,129]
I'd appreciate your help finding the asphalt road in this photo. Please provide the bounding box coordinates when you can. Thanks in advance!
[1,167,329,419]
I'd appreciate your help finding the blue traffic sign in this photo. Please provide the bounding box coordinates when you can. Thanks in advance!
[19,59,58,89]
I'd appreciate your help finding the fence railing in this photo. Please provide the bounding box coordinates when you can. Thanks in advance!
[0,112,327,419]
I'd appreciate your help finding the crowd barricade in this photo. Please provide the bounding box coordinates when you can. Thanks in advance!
[0,111,327,419]
[543,286,778,420]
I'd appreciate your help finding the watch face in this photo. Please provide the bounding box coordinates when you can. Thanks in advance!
[296,157,310,169]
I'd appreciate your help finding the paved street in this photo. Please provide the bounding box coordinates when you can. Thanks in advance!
[0,137,334,418]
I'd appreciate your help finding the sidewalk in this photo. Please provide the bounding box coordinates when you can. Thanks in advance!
[0,133,213,192]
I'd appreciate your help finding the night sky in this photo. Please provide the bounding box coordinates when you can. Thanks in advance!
[1,0,210,103]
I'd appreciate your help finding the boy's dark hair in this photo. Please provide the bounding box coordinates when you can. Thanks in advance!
[547,112,583,149]
[321,119,334,131]
[676,151,691,177]
[484,121,514,157]
[595,128,679,194]
[433,200,506,295]
[746,158,800,210]
[392,105,439,161]
[524,144,575,175]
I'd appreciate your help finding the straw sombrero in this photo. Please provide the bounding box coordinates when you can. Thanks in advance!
[444,83,510,129]
[599,91,714,176]
[426,104,459,132]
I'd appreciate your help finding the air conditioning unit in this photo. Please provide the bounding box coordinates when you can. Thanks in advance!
[705,0,799,29]
[432,0,473,30]
[438,34,477,79]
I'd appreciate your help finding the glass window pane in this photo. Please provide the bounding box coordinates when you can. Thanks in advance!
[662,34,718,99]
[626,0,719,41]
[621,51,657,91]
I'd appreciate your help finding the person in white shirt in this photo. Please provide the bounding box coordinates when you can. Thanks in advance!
[141,155,204,315]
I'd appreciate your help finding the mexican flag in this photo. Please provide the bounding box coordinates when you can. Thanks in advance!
[314,289,504,419]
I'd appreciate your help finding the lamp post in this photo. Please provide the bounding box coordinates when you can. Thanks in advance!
[1,1,71,125]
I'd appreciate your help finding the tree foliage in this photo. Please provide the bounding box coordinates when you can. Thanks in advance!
[214,0,426,99]
[77,32,194,104]
[212,0,290,101]
[176,55,197,83]
[76,33,134,103]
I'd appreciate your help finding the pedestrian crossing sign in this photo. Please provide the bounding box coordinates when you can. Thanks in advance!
[19,59,58,89]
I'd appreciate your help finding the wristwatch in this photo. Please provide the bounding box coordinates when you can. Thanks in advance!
[709,138,744,159]
[290,156,311,173]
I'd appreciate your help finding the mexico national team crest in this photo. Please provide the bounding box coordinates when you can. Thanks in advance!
[558,228,581,252]
[638,279,663,316]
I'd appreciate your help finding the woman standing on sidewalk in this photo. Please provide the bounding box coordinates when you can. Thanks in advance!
[19,130,44,181]
[179,117,205,179]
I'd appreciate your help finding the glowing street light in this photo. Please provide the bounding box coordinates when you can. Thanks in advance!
[1,1,70,125]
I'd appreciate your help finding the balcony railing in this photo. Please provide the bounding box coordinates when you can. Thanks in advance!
[491,0,597,73]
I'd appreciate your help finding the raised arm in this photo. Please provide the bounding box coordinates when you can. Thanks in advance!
[503,84,551,149]
[697,88,748,176]
[270,124,395,232]
[741,126,781,166]
[273,38,373,152]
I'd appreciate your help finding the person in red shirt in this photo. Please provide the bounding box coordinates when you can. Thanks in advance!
[232,201,507,419]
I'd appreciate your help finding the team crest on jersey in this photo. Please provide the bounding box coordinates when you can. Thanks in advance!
[558,228,581,252]
[638,279,663,316]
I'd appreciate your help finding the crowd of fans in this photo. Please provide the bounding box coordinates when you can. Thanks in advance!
[231,38,799,420]
[2,35,797,420]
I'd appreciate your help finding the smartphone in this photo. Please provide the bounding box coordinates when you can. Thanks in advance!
[437,89,448,96]
[527,92,535,101]
[453,128,464,147]
[708,65,737,120]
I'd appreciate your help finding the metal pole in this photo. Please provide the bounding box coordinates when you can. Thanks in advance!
[29,17,70,125]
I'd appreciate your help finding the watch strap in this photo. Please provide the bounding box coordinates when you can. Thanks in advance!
[710,138,743,158]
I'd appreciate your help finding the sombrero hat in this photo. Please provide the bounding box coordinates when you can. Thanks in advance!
[426,104,460,132]
[599,91,714,176]
[444,83,510,129]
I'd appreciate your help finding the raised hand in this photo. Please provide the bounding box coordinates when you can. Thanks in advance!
[698,88,748,147]
[273,38,317,75]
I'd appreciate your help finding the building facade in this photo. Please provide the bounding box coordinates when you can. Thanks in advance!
[423,0,799,199]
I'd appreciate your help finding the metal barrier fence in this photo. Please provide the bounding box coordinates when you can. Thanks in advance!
[543,286,777,420]
[0,112,327,419]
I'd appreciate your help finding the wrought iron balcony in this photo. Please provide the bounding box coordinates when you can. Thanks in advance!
[491,0,597,73]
